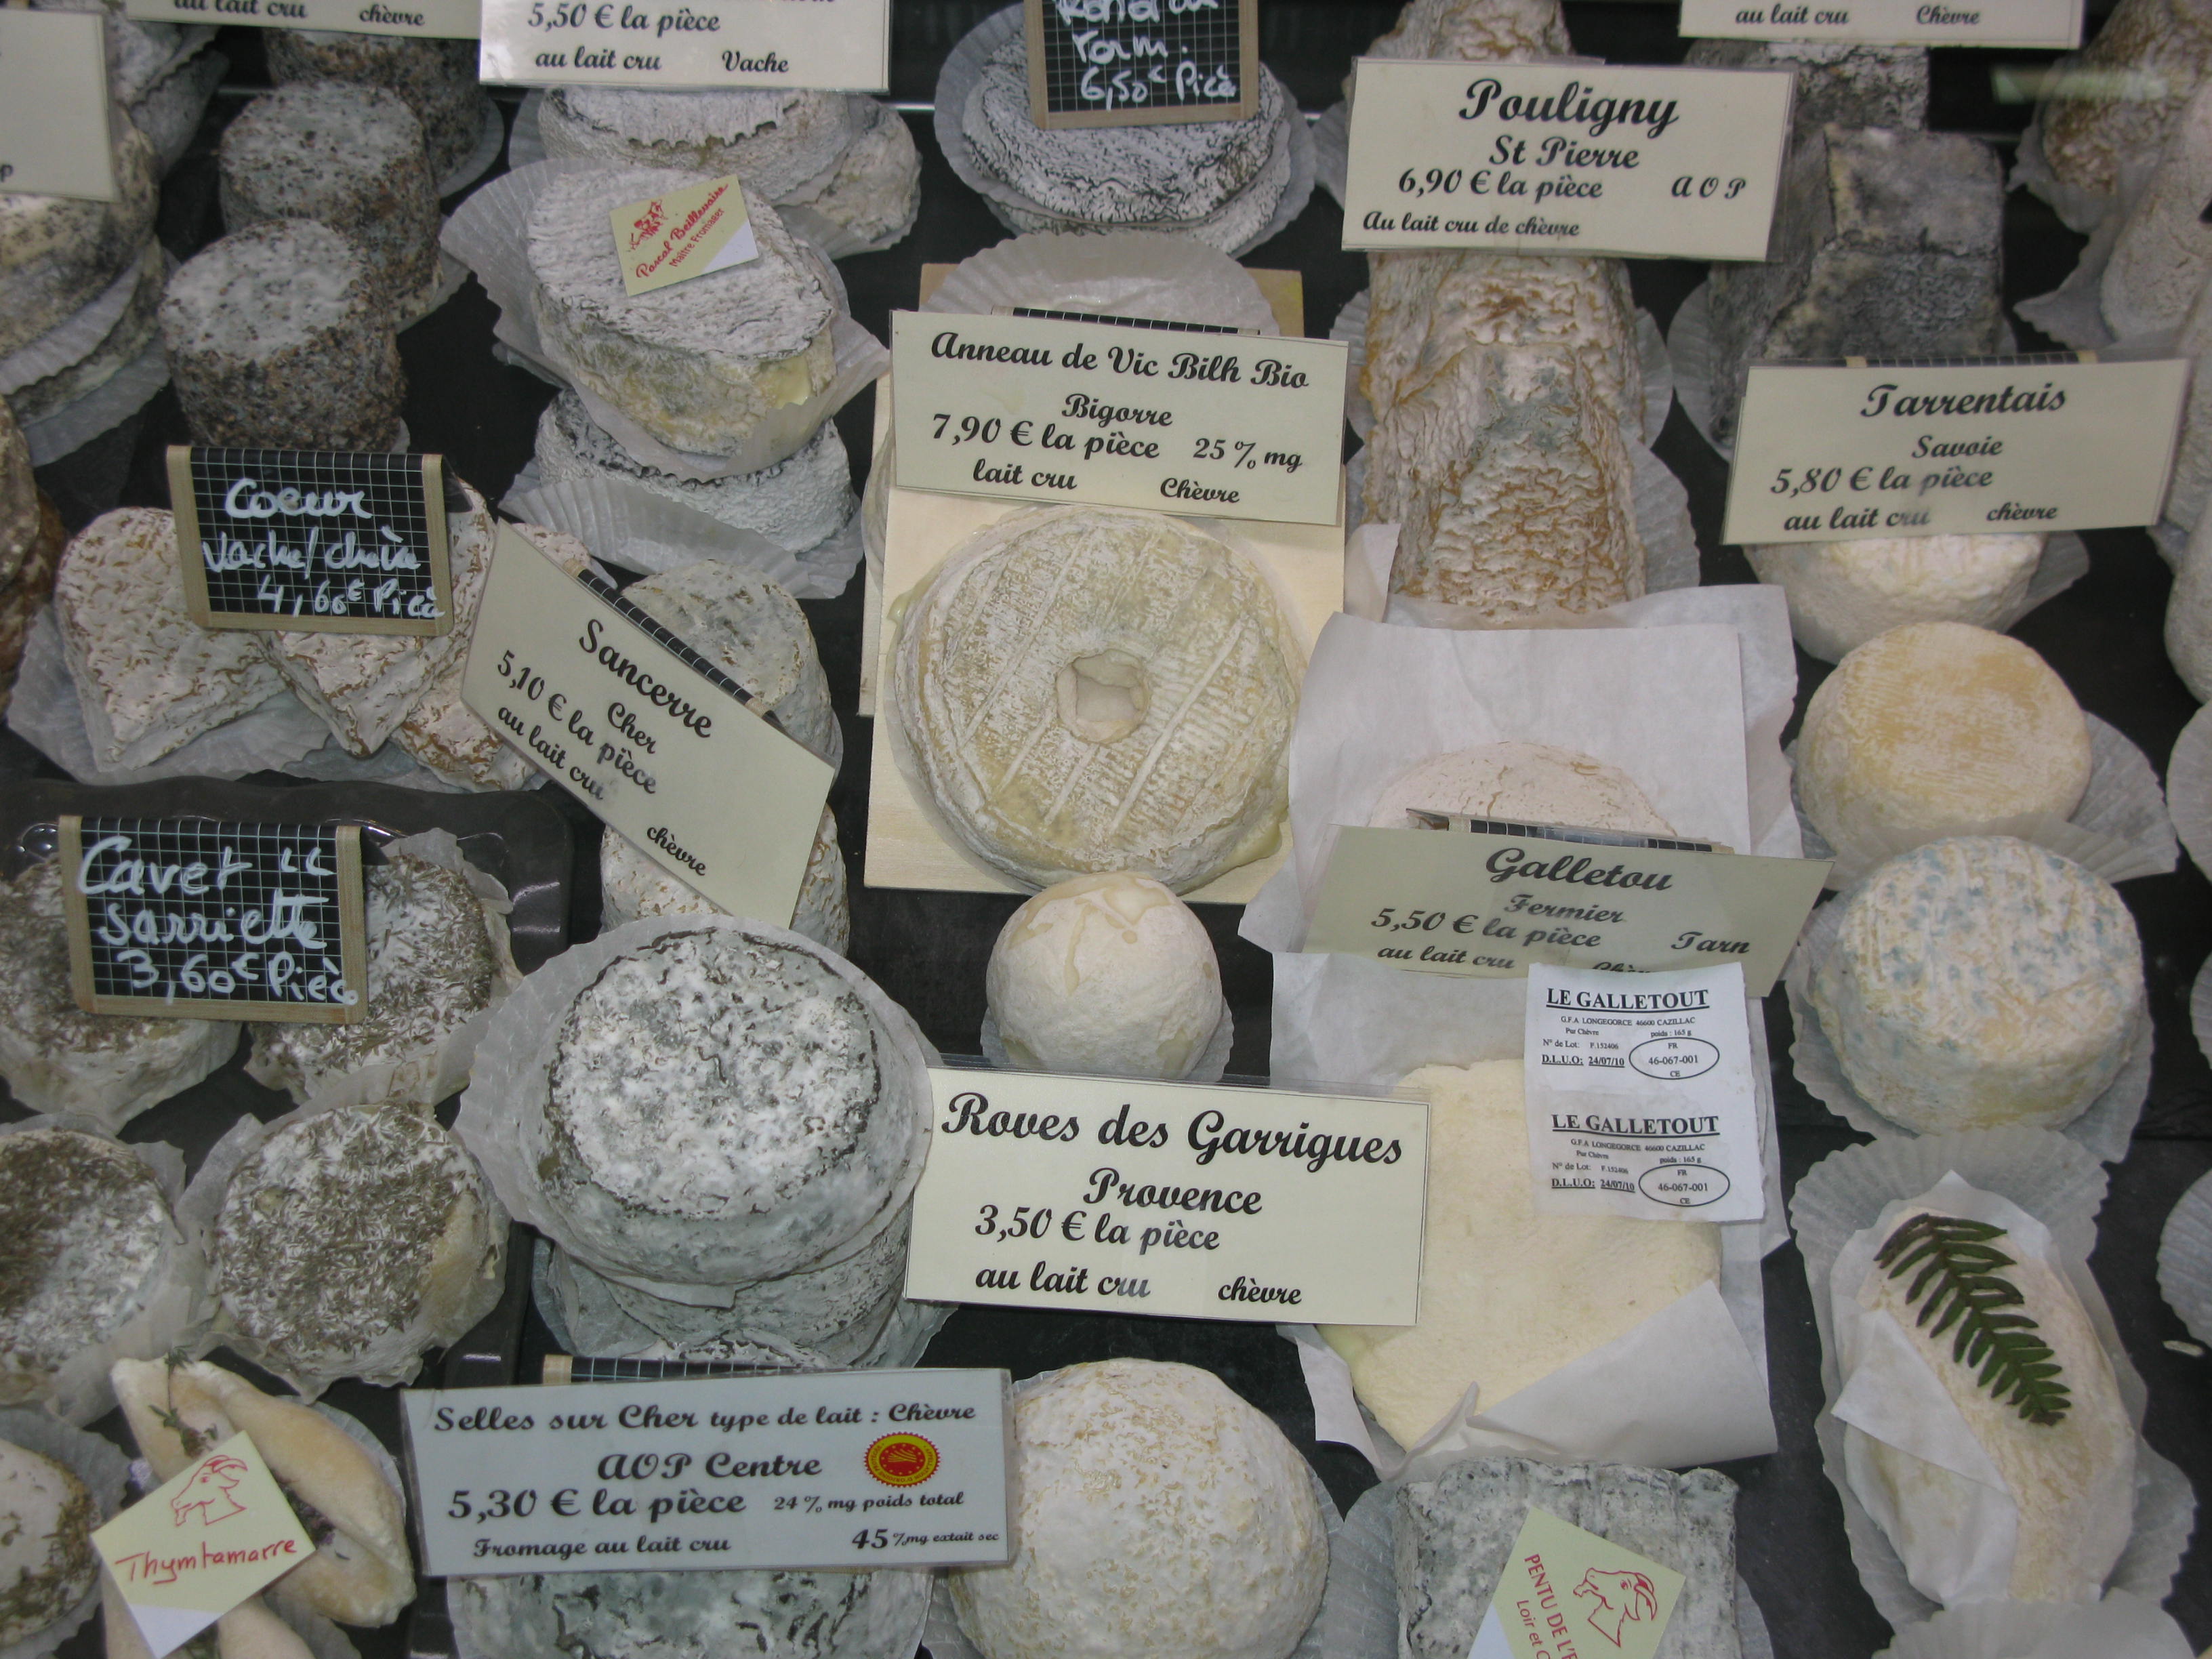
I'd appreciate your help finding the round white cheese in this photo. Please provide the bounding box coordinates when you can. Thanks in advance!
[1318,1061,1719,1449]
[599,807,850,957]
[0,1438,96,1645]
[1746,534,2046,663]
[892,507,1301,893]
[1796,621,2091,865]
[1810,836,2145,1132]
[1366,741,1673,834]
[949,1359,1327,1659]
[985,872,1221,1078]
[541,87,864,198]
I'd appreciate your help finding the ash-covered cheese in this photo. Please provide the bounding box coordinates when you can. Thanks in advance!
[219,83,441,316]
[0,120,158,361]
[267,31,486,180]
[0,1438,98,1647]
[7,239,163,426]
[623,560,840,766]
[160,218,407,451]
[212,1103,505,1389]
[53,507,288,771]
[1364,251,1643,430]
[1706,125,2004,447]
[963,36,1292,249]
[535,392,855,554]
[0,403,37,590]
[540,87,863,199]
[2040,0,2212,218]
[1372,345,1643,621]
[541,928,907,1284]
[0,1128,176,1389]
[1810,836,2145,1133]
[247,849,500,1110]
[451,1566,930,1659]
[528,167,836,455]
[599,808,850,956]
[892,507,1300,894]
[1746,535,2047,663]
[1319,1061,1719,1448]
[1797,622,2091,865]
[1367,742,1674,834]
[132,46,228,180]
[985,873,1221,1079]
[0,863,239,1128]
[949,1359,1327,1659]
[1683,39,1927,131]
[1397,1458,1740,1659]
[262,480,499,756]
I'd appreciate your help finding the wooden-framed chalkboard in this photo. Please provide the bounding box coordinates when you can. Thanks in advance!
[57,816,369,1022]
[1025,0,1261,129]
[168,445,454,636]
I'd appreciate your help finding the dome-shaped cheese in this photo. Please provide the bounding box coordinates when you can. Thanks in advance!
[1746,534,2045,663]
[985,872,1221,1078]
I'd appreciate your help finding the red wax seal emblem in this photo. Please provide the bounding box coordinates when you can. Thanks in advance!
[865,1433,939,1488]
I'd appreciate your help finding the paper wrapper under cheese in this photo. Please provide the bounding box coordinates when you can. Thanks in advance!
[2156,1165,2212,1346]
[1790,1129,2196,1630]
[440,159,888,484]
[1874,1589,2194,1659]
[109,1359,412,1628]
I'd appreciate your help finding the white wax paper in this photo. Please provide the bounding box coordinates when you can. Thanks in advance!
[1876,1592,2192,1659]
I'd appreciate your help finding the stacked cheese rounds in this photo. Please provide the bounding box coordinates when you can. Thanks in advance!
[1748,535,2049,661]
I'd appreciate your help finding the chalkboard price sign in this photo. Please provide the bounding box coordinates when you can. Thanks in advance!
[56,817,369,1023]
[168,445,455,636]
[1025,0,1261,129]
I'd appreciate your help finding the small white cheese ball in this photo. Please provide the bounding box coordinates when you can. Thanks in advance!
[949,1359,1328,1659]
[985,872,1220,1078]
[1746,533,2045,663]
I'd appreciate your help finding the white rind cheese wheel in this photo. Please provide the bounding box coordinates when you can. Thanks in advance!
[0,1438,97,1646]
[893,507,1301,893]
[949,1359,1328,1659]
[1366,741,1673,834]
[1809,836,2145,1132]
[527,167,836,455]
[599,808,850,957]
[1796,621,2091,864]
[985,872,1222,1078]
[1319,1061,1719,1448]
[1747,535,2046,663]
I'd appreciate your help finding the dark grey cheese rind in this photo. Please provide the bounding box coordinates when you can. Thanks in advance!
[0,121,159,361]
[1395,1458,1740,1659]
[451,1566,931,1659]
[219,83,440,317]
[0,1130,175,1397]
[211,1103,506,1389]
[266,30,486,180]
[159,218,405,451]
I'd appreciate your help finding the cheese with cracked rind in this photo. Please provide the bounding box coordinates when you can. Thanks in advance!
[891,506,1301,894]
[1318,1061,1718,1448]
[527,167,835,455]
[1366,741,1674,834]
[53,507,288,771]
[949,1359,1327,1659]
[1809,836,2145,1133]
[985,872,1222,1079]
[1746,535,2046,663]
[1796,622,2091,865]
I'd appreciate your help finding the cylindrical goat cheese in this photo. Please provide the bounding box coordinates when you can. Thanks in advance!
[267,30,486,180]
[1747,535,2047,663]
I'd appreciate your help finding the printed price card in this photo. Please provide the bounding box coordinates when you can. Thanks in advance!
[58,817,368,1021]
[459,525,832,923]
[613,173,757,296]
[1722,356,2190,544]
[479,0,888,91]
[0,10,117,202]
[1466,1508,1684,1659]
[1680,0,2081,48]
[1024,0,1259,127]
[401,1370,1012,1575]
[890,310,1347,526]
[904,1068,1428,1325]
[1304,820,1828,998]
[169,447,454,636]
[1341,60,1793,260]
[123,0,479,37]
[93,1434,316,1659]
[1523,962,1765,1224]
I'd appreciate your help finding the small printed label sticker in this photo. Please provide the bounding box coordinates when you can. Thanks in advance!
[92,1434,315,1659]
[1467,1507,1684,1659]
[1679,0,2081,48]
[613,173,758,297]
